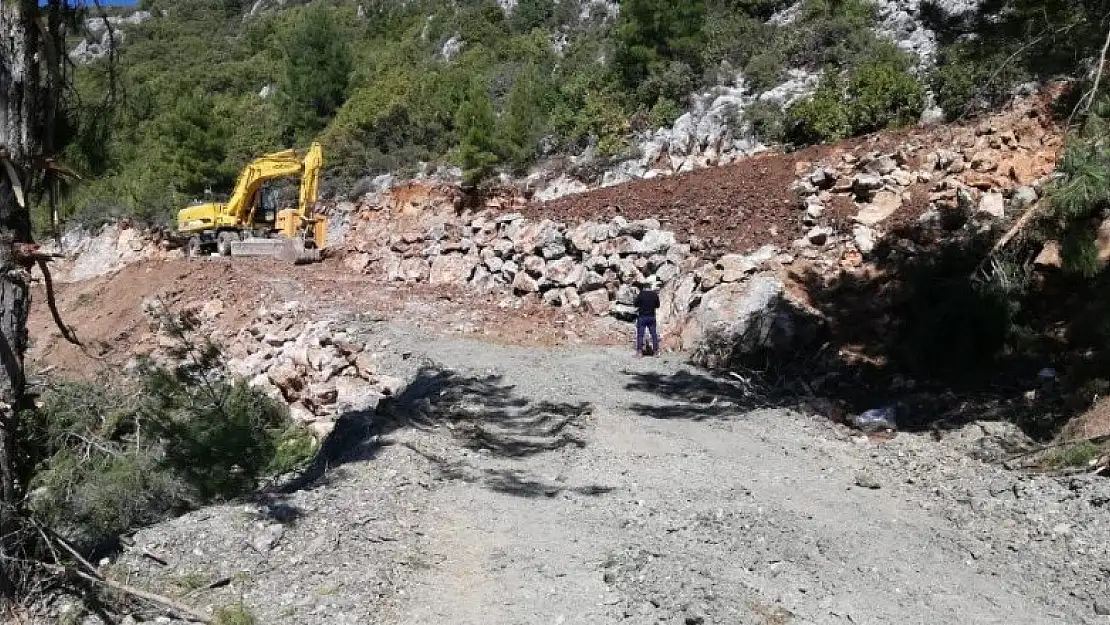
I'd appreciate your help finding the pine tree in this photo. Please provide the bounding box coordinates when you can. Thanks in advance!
[499,64,549,169]
[276,4,352,143]
[454,80,500,189]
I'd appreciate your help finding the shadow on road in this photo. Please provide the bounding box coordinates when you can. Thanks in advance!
[277,365,594,496]
[623,367,785,421]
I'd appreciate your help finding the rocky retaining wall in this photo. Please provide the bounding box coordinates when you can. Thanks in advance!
[342,187,813,355]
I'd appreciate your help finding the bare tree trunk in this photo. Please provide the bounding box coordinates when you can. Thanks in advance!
[0,0,40,599]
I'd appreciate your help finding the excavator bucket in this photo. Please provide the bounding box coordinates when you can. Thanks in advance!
[230,237,319,264]
[277,237,321,265]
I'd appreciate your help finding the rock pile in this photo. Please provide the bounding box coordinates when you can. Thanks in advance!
[373,211,696,318]
[223,303,403,437]
[137,297,400,439]
[791,98,1060,261]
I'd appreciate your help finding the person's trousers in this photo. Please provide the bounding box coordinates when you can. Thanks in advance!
[636,316,659,353]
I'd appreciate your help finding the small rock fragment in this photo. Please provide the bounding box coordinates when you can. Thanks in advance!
[854,473,882,490]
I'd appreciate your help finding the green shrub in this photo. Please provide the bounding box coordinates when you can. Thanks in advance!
[498,62,551,169]
[454,79,500,187]
[784,73,851,144]
[648,97,683,129]
[1044,441,1100,469]
[845,47,925,133]
[744,50,787,93]
[701,9,768,69]
[275,3,353,143]
[21,326,315,554]
[930,56,979,122]
[785,45,925,145]
[614,0,707,103]
[744,100,786,142]
[213,603,258,625]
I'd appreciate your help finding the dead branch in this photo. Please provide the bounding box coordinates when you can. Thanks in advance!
[35,258,81,347]
[1070,22,1110,124]
[990,199,1043,254]
[42,564,211,624]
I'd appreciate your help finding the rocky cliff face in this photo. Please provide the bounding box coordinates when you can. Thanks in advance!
[43,223,182,283]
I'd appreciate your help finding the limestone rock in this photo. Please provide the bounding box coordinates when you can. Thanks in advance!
[560,287,582,309]
[1033,241,1062,270]
[852,225,877,254]
[522,255,546,277]
[680,277,798,354]
[429,252,478,286]
[344,252,372,273]
[852,174,883,195]
[512,271,540,294]
[581,289,611,316]
[615,283,639,306]
[578,270,606,291]
[545,257,584,287]
[397,257,430,282]
[977,192,1006,220]
[864,155,898,175]
[806,226,833,246]
[809,168,837,190]
[568,222,610,252]
[855,190,902,226]
[634,229,676,255]
[334,377,383,413]
[1012,186,1038,210]
[717,254,756,282]
[267,362,303,400]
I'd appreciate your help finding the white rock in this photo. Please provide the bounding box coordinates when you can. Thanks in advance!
[978,192,1006,219]
[853,225,877,254]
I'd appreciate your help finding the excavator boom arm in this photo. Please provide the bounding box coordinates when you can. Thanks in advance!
[222,149,305,224]
[298,142,322,217]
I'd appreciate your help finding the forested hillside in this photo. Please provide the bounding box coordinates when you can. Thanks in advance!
[57,0,1109,227]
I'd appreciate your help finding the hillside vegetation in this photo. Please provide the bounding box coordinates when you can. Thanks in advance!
[54,0,1106,228]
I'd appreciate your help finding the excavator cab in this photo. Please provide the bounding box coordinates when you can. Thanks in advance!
[256,185,279,227]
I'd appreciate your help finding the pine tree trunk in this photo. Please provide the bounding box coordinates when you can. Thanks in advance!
[0,0,39,598]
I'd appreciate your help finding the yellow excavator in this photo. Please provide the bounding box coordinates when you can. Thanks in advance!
[176,142,326,264]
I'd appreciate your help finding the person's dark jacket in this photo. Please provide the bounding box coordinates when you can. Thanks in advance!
[634,289,660,319]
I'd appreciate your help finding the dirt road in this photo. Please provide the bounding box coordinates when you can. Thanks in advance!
[112,321,1107,625]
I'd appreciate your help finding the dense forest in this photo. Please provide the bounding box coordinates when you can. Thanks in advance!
[54,0,1109,227]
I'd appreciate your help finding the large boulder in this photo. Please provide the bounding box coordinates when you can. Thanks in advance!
[429,252,478,286]
[679,277,805,360]
[512,271,541,294]
[512,219,562,255]
[659,274,699,330]
[397,257,430,282]
[633,229,676,255]
[854,190,902,226]
[545,257,585,287]
[335,377,384,413]
[568,222,611,252]
[581,289,611,316]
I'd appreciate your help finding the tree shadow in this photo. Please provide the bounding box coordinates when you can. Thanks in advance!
[783,216,1110,439]
[279,365,595,495]
[615,212,1110,439]
[403,443,617,499]
[623,368,784,421]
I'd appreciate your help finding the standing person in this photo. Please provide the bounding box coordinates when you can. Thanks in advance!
[633,280,661,357]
